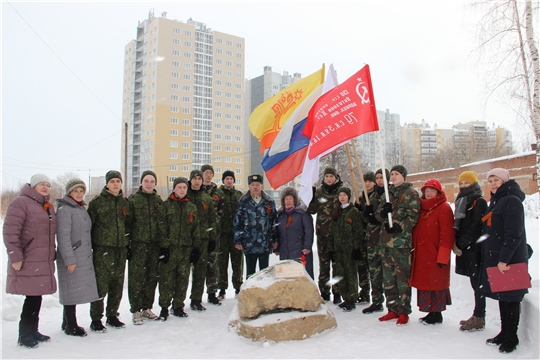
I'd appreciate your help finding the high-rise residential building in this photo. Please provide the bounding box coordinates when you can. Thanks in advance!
[354,109,402,170]
[121,11,246,196]
[245,66,302,188]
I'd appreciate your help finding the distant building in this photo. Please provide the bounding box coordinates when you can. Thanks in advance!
[121,11,246,196]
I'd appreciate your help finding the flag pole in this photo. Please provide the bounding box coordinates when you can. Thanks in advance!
[345,143,359,201]
[351,138,370,206]
[376,131,393,227]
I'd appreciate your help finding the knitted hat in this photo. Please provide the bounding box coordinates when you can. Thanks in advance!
[458,171,477,184]
[487,168,510,183]
[173,177,189,189]
[222,170,235,182]
[30,173,51,188]
[201,164,214,174]
[248,174,263,185]
[376,168,390,181]
[140,170,157,183]
[65,178,86,194]
[338,187,352,201]
[190,169,203,181]
[391,165,408,180]
[324,167,338,177]
[363,171,376,183]
[421,178,443,195]
[105,170,122,184]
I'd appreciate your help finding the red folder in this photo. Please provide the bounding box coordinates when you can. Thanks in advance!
[486,263,531,292]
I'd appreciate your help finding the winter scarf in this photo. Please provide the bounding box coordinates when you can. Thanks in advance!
[453,182,482,231]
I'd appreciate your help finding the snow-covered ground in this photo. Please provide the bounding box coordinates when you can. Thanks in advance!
[1,194,539,359]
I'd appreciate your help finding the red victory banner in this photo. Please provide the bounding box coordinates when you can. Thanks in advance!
[304,65,379,159]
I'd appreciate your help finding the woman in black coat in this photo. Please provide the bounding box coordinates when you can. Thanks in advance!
[479,168,530,354]
[453,171,487,331]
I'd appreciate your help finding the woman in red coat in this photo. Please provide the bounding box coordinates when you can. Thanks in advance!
[410,179,455,325]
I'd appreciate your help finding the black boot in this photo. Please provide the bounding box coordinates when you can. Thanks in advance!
[487,301,507,346]
[208,293,222,306]
[362,303,383,314]
[499,302,520,354]
[64,305,87,337]
[18,316,38,349]
[333,294,342,305]
[321,292,330,301]
[421,312,443,325]
[342,301,356,312]
[159,307,169,321]
[190,300,206,312]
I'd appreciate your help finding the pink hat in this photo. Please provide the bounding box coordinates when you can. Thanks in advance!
[487,168,510,183]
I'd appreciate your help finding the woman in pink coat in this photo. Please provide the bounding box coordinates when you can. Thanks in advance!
[410,179,455,325]
[3,174,57,348]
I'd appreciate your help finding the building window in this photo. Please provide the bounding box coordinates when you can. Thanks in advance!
[226,40,232,46]
[215,123,222,129]
[235,104,241,110]
[182,165,189,171]
[182,108,190,114]
[215,69,222,75]
[235,94,242,100]
[225,124,232,130]
[184,74,191,80]
[215,145,222,151]
[170,165,178,171]
[235,125,241,131]
[226,50,232,56]
[184,41,192,47]
[225,145,232,151]
[172,61,180,67]
[214,112,222,118]
[235,53,242,58]
[182,96,191,103]
[215,80,222,85]
[185,30,192,37]
[173,39,180,45]
[225,157,232,163]
[226,71,232,77]
[184,63,191,69]
[215,59,223,65]
[170,152,178,159]
[215,134,222,140]
[235,146,241,152]
[225,92,232,98]
[236,43,242,48]
[183,85,191,91]
[172,72,179,78]
[172,83,179,89]
[216,48,223,54]
[173,28,181,34]
[170,129,178,136]
[226,61,232,66]
[184,52,191,58]
[171,106,179,113]
[215,90,222,96]
[214,101,222,107]
[171,95,179,101]
[182,130,190,137]
[170,141,178,147]
[235,136,241,142]
[216,38,223,44]
[234,157,241,163]
[172,49,180,56]
[225,103,232,109]
[235,73,242,79]
[235,115,242,121]
[225,135,232,141]
[236,63,242,69]
[182,142,190,148]
[214,156,222,162]
[182,119,190,125]
[225,82,232,87]
[170,117,179,124]
[235,168,241,174]
[225,114,232,119]
[182,154,190,160]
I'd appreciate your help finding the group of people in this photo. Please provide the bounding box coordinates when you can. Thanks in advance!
[3,163,531,355]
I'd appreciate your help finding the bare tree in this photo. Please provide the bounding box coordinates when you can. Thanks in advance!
[1,188,21,218]
[50,172,81,202]
[472,0,540,190]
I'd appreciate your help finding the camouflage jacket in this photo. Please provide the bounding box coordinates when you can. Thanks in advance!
[187,187,217,241]
[158,194,198,248]
[359,188,383,234]
[375,182,420,248]
[328,204,364,253]
[202,182,221,216]
[307,178,343,237]
[126,187,163,245]
[233,190,277,255]
[215,185,242,236]
[87,187,129,248]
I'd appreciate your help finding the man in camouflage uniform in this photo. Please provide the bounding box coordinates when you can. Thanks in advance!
[307,167,343,304]
[87,170,129,332]
[126,170,162,325]
[187,169,217,311]
[157,177,198,320]
[375,165,420,326]
[233,174,277,277]
[200,164,222,306]
[359,168,390,314]
[216,170,243,299]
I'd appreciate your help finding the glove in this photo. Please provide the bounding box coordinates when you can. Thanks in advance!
[362,205,374,218]
[351,249,362,261]
[207,240,216,253]
[126,247,132,261]
[327,251,335,262]
[190,248,200,264]
[379,202,393,217]
[355,201,364,212]
[159,247,170,264]
[384,223,403,234]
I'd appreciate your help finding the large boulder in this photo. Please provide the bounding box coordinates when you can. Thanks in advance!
[237,260,324,319]
[228,302,337,341]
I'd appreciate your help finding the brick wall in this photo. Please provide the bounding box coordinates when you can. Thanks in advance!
[405,152,537,202]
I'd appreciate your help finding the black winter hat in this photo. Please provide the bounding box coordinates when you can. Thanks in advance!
[105,170,122,184]
[376,168,390,181]
[140,170,157,183]
[173,177,188,189]
[338,187,352,201]
[391,165,408,180]
[190,169,203,181]
[324,167,338,177]
[201,164,214,174]
[363,171,376,183]
[248,174,263,185]
[222,170,235,182]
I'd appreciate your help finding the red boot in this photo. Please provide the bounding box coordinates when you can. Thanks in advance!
[396,313,409,326]
[378,311,399,321]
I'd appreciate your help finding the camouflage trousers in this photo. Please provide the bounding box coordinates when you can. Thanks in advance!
[190,240,209,302]
[205,237,220,294]
[217,233,244,291]
[158,245,191,310]
[357,238,371,298]
[128,242,159,313]
[317,236,339,296]
[90,246,127,320]
[381,246,412,315]
[366,242,385,305]
[335,251,359,303]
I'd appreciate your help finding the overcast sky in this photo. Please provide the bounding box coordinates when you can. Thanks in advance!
[1,1,528,189]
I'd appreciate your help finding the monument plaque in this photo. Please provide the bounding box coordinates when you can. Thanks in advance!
[275,262,304,278]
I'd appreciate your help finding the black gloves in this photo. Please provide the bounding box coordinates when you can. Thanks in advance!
[327,251,335,262]
[384,223,403,234]
[379,202,393,217]
[351,249,362,261]
[159,247,170,264]
[126,247,132,261]
[207,240,216,253]
[190,248,200,264]
[363,205,381,225]
[355,201,364,213]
